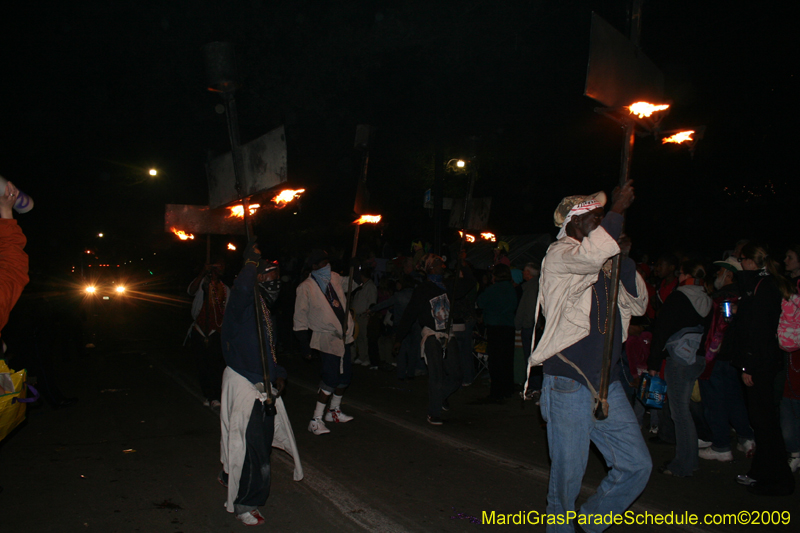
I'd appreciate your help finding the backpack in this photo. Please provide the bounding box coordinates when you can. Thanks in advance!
[665,325,705,365]
[777,293,800,352]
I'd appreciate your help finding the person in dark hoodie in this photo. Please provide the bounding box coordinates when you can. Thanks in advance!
[219,241,287,526]
[394,253,475,425]
[730,243,795,496]
[648,260,712,477]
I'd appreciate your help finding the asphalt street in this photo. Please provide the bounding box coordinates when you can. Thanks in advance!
[2,294,797,532]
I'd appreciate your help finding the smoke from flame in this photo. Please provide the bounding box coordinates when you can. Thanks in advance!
[627,102,670,119]
[272,189,305,206]
[662,131,694,144]
[228,204,261,218]
[354,214,381,225]
[171,228,195,241]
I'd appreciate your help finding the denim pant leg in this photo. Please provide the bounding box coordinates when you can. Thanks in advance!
[781,397,800,454]
[666,357,705,476]
[425,337,445,417]
[442,338,463,402]
[582,381,652,531]
[541,376,651,533]
[541,375,593,533]
[396,332,412,379]
[456,320,476,385]
[234,399,275,514]
[719,360,754,440]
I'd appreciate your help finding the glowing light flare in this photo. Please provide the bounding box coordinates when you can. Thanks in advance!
[85,286,96,294]
[171,228,195,241]
[354,214,382,225]
[627,102,670,119]
[662,131,695,144]
[272,189,305,206]
[456,160,466,168]
[149,169,157,176]
[116,286,126,293]
[480,232,497,242]
[228,204,261,218]
[227,243,237,251]
[459,231,476,243]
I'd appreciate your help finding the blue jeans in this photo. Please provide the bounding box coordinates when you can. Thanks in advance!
[781,397,800,454]
[396,322,422,379]
[665,356,705,476]
[424,336,462,417]
[456,319,476,385]
[699,360,754,452]
[319,345,352,393]
[541,375,651,533]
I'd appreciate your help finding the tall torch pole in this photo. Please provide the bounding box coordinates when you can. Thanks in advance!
[203,42,273,407]
[595,0,642,420]
[343,126,371,336]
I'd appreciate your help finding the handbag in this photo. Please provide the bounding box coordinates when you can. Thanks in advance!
[0,359,39,442]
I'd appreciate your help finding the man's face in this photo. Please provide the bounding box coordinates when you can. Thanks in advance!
[312,259,329,271]
[715,267,732,287]
[257,268,279,284]
[654,259,674,279]
[570,207,604,239]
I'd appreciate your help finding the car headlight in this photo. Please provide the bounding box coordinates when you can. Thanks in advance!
[85,286,96,294]
[116,286,125,293]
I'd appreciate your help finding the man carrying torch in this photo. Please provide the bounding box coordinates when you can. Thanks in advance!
[524,181,651,532]
[219,241,287,526]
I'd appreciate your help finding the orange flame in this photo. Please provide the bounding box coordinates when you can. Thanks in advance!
[354,214,382,225]
[480,232,497,242]
[459,231,476,243]
[228,204,261,218]
[662,131,695,144]
[272,189,305,206]
[171,228,195,241]
[627,102,670,119]
[227,243,237,251]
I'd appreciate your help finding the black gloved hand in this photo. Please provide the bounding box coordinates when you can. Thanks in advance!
[244,239,261,263]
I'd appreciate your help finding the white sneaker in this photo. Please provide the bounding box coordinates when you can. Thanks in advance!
[737,439,756,458]
[324,408,353,423]
[308,417,330,435]
[699,447,733,462]
[236,509,265,526]
[698,439,712,449]
[360,360,371,367]
[788,454,800,473]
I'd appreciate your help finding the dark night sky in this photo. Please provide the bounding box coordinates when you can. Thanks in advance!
[1,0,796,276]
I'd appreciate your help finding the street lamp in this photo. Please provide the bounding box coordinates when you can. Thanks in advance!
[149,169,158,177]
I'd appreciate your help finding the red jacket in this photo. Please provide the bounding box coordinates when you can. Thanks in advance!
[0,219,29,336]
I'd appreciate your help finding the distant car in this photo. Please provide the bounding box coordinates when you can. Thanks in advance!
[82,276,128,301]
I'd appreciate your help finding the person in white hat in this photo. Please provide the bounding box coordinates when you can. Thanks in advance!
[523,180,650,532]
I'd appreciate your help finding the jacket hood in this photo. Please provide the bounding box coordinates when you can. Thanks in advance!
[677,285,712,317]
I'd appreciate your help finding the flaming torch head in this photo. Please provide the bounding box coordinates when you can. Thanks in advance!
[228,204,261,218]
[480,232,497,242]
[354,214,381,225]
[662,131,695,144]
[272,189,305,207]
[227,243,237,251]
[627,102,670,119]
[171,228,195,241]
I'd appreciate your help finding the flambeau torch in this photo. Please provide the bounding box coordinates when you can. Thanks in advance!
[595,99,670,420]
[203,41,273,407]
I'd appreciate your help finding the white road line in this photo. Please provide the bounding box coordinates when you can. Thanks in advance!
[272,453,411,533]
[291,379,717,533]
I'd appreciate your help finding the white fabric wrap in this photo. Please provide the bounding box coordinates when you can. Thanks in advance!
[219,367,303,514]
